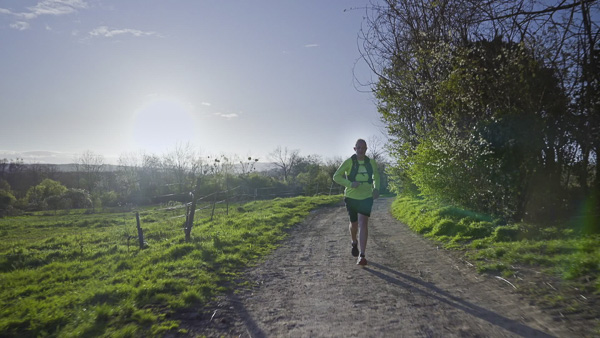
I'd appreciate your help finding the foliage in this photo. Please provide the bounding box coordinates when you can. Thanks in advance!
[0,180,10,192]
[0,180,16,215]
[408,126,499,214]
[0,195,341,337]
[294,155,341,196]
[366,0,599,224]
[0,143,367,214]
[63,189,93,209]
[0,189,16,215]
[389,39,569,221]
[24,179,68,211]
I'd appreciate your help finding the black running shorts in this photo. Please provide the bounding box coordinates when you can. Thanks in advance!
[344,197,374,222]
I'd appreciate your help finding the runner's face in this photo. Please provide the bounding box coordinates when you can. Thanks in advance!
[354,142,367,158]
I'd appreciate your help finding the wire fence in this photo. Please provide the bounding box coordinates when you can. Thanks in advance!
[156,183,343,219]
[0,182,346,258]
[135,182,346,246]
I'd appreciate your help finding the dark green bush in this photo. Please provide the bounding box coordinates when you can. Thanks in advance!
[462,221,494,239]
[432,219,462,236]
[492,225,521,242]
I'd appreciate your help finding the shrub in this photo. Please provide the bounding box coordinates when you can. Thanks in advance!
[0,189,16,216]
[25,179,68,210]
[462,221,494,239]
[432,219,463,236]
[492,225,521,242]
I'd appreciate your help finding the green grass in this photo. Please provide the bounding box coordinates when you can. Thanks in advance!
[391,194,600,334]
[391,194,600,294]
[0,195,341,337]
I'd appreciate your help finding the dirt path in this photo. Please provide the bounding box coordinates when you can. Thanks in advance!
[185,197,580,337]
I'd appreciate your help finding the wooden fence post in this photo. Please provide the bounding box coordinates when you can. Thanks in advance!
[226,194,229,216]
[185,203,190,228]
[225,178,230,216]
[210,193,217,221]
[185,178,201,242]
[135,212,144,249]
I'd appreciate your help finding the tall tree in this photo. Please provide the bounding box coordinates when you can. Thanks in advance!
[360,0,595,220]
[117,151,144,203]
[140,153,163,202]
[269,146,301,183]
[470,0,600,194]
[163,142,200,193]
[76,150,104,195]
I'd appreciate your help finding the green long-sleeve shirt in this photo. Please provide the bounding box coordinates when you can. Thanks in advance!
[333,156,380,200]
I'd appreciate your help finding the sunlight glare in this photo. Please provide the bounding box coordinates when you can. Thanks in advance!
[130,97,196,153]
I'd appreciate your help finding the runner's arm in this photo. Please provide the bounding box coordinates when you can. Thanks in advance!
[333,158,353,188]
[371,159,381,192]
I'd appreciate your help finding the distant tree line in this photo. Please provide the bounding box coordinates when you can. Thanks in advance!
[0,142,389,216]
[361,0,599,225]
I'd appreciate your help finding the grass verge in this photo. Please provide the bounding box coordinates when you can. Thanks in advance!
[0,195,341,337]
[391,194,600,333]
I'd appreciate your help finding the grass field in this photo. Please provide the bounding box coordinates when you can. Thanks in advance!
[0,195,341,337]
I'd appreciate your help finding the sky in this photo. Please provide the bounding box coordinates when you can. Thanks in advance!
[0,0,385,164]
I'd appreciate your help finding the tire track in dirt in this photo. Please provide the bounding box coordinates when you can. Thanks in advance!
[187,197,578,337]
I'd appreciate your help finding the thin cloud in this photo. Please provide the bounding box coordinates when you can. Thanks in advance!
[25,0,87,19]
[304,44,319,48]
[201,102,212,106]
[10,21,30,31]
[89,26,158,38]
[1,0,87,20]
[214,112,239,120]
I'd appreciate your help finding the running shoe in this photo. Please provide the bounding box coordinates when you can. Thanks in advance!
[351,242,359,257]
[357,256,367,266]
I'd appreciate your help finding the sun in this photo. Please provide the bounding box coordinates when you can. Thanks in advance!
[130,97,196,153]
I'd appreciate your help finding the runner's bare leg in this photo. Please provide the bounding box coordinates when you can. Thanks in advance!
[358,214,369,255]
[349,221,358,244]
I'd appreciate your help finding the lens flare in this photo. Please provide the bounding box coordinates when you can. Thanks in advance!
[130,97,196,153]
